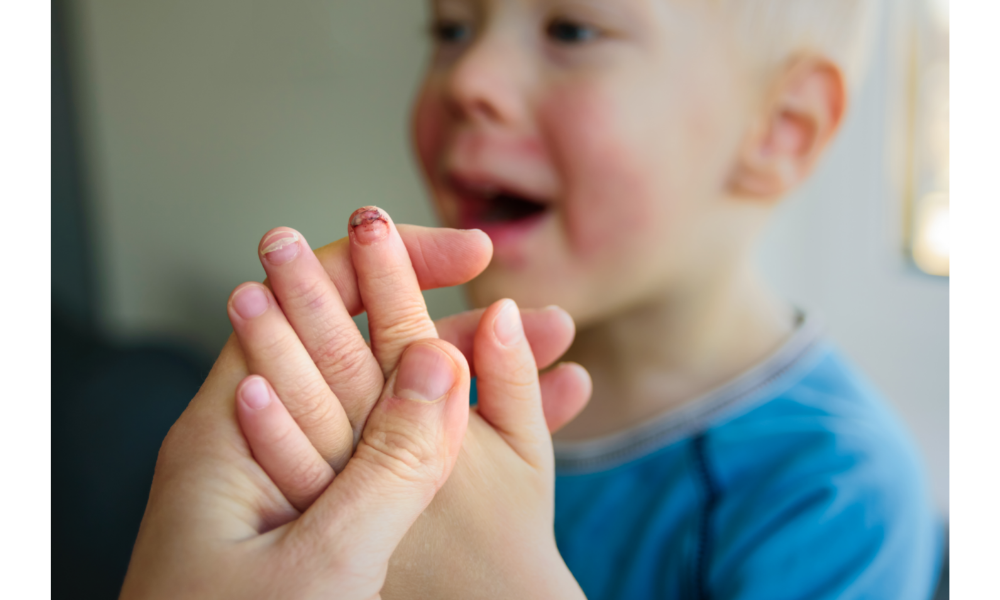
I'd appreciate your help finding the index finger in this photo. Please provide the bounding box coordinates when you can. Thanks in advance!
[312,225,493,317]
[349,207,439,376]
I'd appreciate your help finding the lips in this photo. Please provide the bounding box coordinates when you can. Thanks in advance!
[447,175,551,230]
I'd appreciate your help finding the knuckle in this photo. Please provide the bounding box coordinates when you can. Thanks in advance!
[313,335,376,385]
[374,305,436,344]
[283,453,332,498]
[510,361,541,386]
[368,265,410,288]
[253,332,300,363]
[260,416,300,447]
[288,386,337,431]
[485,362,538,394]
[281,277,330,313]
[361,421,445,485]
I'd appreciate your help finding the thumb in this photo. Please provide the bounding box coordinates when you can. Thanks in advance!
[290,339,469,568]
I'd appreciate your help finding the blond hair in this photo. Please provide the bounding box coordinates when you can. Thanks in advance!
[716,0,880,92]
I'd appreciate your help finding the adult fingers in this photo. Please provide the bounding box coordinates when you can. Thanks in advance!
[472,299,552,470]
[538,363,593,433]
[234,309,585,520]
[235,375,335,512]
[292,339,470,568]
[314,225,492,317]
[349,207,438,376]
[257,227,383,437]
[228,282,353,471]
[435,305,576,377]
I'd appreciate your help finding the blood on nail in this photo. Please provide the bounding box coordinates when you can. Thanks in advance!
[350,207,389,229]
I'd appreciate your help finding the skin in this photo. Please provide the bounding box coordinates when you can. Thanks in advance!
[413,0,848,439]
[221,208,592,599]
[126,0,849,595]
[121,219,592,598]
[212,0,848,595]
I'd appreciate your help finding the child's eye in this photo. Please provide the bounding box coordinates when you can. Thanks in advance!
[431,19,473,44]
[545,18,599,44]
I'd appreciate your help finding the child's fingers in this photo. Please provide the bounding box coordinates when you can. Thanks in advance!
[438,306,588,432]
[292,340,470,567]
[313,225,493,317]
[235,375,335,513]
[472,299,552,470]
[348,207,439,376]
[228,282,354,471]
[257,227,383,437]
[435,305,577,377]
[538,363,593,433]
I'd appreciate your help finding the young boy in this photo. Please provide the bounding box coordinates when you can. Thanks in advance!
[224,0,942,597]
[412,0,942,595]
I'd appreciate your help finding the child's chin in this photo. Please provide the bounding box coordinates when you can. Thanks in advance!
[466,271,579,319]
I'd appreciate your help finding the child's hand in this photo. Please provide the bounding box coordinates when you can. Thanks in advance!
[384,298,591,599]
[234,208,593,598]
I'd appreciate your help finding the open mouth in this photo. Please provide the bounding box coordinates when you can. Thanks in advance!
[449,177,550,228]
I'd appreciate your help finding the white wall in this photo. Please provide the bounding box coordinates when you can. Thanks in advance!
[756,1,949,513]
[71,0,948,513]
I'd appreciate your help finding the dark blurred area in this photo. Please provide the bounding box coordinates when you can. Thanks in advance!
[52,1,209,597]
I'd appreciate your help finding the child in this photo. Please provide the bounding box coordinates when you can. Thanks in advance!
[412,0,942,596]
[227,0,942,597]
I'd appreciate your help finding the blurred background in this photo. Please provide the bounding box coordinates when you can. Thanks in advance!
[52,0,948,597]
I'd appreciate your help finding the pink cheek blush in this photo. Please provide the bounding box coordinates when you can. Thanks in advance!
[539,88,658,257]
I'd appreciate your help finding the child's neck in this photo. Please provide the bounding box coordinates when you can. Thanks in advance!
[554,260,795,442]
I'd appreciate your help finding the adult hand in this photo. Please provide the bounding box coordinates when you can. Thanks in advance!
[121,221,484,598]
[233,208,593,599]
[240,300,592,600]
[230,213,578,473]
[121,212,582,598]
[120,334,471,599]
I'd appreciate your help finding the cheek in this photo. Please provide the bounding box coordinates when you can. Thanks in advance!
[539,87,667,259]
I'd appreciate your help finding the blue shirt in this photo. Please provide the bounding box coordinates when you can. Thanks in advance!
[549,316,942,599]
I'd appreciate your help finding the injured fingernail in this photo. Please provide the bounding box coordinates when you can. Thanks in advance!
[232,284,270,320]
[493,299,524,347]
[349,206,390,245]
[260,230,301,265]
[394,344,456,403]
[240,376,273,410]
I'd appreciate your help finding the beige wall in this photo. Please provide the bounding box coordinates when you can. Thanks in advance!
[70,0,948,513]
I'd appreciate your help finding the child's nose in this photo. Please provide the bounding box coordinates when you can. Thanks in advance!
[444,36,530,127]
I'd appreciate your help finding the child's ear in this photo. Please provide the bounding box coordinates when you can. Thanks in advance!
[729,57,847,200]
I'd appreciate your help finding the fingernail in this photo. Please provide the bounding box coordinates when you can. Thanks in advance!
[232,285,270,320]
[240,377,272,410]
[349,206,390,245]
[493,299,523,347]
[394,344,457,403]
[259,230,301,265]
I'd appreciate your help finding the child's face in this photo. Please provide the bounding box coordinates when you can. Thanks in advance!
[412,0,756,325]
